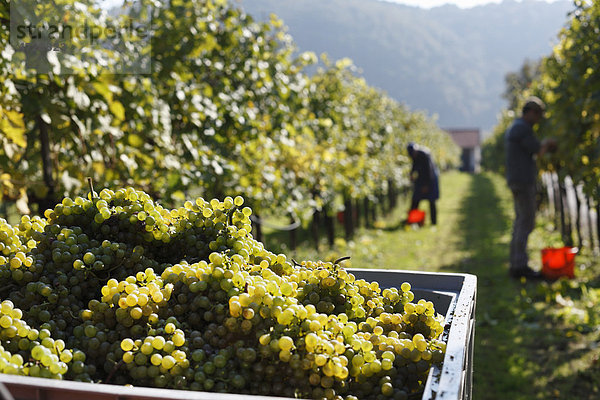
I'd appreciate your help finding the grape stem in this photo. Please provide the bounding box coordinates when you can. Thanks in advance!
[226,206,237,226]
[33,302,51,309]
[94,262,125,280]
[0,284,17,295]
[104,360,124,384]
[87,177,98,199]
[87,270,101,280]
[67,310,79,320]
[333,256,351,265]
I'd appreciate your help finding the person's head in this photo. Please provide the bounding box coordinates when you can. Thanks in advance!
[407,142,416,157]
[521,96,545,125]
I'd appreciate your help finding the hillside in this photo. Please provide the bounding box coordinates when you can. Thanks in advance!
[238,0,572,134]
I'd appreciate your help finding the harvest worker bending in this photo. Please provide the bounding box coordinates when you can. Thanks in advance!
[505,96,557,280]
[407,142,439,225]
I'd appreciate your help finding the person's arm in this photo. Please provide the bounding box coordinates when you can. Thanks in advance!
[538,138,558,157]
[410,156,417,178]
[517,127,542,155]
[426,154,436,183]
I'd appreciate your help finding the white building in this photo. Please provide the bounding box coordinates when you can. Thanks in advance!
[445,128,481,173]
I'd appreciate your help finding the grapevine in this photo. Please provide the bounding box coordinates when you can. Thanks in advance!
[0,0,459,226]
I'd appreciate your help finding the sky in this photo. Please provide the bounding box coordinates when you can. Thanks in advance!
[97,0,566,11]
[97,0,568,11]
[98,0,122,9]
[381,0,562,9]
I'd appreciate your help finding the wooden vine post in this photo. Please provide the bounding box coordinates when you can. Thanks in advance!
[343,195,353,240]
[289,215,297,251]
[311,210,320,251]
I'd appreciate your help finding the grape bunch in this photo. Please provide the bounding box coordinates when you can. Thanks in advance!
[0,187,446,399]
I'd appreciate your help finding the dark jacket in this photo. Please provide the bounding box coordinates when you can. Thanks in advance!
[410,148,439,201]
[505,118,541,186]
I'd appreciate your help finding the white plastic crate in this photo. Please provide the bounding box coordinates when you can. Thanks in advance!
[350,269,477,400]
[0,269,477,400]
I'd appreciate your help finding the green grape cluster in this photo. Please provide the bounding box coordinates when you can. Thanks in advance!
[0,187,446,399]
[0,299,88,380]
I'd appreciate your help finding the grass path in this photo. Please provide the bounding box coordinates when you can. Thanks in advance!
[264,170,598,399]
[348,171,543,399]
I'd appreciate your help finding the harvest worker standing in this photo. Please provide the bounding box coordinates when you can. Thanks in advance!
[407,142,439,225]
[505,96,557,279]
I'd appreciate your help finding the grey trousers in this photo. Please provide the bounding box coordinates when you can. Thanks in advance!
[509,183,537,270]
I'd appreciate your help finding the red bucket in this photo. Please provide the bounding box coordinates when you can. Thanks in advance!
[541,246,578,280]
[407,209,426,225]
